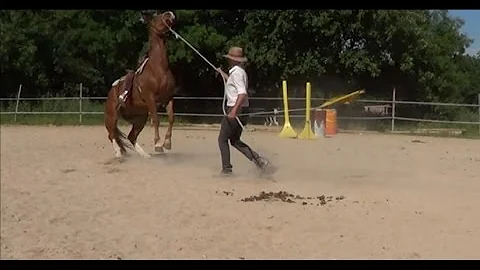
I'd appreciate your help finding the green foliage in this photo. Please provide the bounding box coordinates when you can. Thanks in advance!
[1,10,479,120]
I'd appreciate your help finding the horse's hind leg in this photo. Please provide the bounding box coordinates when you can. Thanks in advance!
[106,123,123,158]
[162,99,174,151]
[128,114,151,158]
[105,90,124,158]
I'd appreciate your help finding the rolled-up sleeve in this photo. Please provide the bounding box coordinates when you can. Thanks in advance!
[231,70,247,95]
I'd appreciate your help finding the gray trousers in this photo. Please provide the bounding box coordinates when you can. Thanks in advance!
[218,107,260,170]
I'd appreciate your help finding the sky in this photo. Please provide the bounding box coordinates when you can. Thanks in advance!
[449,10,480,56]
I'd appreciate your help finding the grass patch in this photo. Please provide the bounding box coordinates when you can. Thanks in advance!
[0,99,193,126]
[1,98,478,139]
[336,115,479,139]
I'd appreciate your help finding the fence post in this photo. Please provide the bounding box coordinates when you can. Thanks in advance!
[391,87,396,132]
[79,83,83,124]
[14,84,23,123]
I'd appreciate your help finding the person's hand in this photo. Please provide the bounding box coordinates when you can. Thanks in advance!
[227,109,236,120]
[215,67,228,81]
[215,67,223,77]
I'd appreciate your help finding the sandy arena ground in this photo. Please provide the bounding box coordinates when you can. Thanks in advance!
[1,125,480,259]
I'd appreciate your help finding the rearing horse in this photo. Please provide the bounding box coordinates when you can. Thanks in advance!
[104,11,176,158]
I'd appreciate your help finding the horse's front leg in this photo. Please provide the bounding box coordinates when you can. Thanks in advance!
[162,99,174,151]
[145,93,163,152]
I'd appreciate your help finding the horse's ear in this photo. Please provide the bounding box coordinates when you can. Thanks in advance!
[141,12,152,23]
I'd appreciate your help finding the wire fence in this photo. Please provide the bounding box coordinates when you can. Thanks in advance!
[1,84,479,135]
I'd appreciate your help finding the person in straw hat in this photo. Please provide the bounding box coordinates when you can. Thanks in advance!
[215,46,270,176]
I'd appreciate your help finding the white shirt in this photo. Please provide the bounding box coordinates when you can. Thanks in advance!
[225,65,249,107]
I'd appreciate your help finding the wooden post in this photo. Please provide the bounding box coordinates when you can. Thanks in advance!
[79,83,83,124]
[14,84,23,123]
[391,87,396,132]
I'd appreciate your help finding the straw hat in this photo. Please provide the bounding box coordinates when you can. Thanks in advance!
[223,46,248,63]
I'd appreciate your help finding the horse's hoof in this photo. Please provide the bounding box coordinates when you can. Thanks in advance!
[155,146,164,153]
[163,139,172,151]
[142,153,152,159]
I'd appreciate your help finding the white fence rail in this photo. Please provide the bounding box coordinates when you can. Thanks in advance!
[1,84,479,135]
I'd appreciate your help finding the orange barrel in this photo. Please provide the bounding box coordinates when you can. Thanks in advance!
[312,108,337,136]
[325,109,337,135]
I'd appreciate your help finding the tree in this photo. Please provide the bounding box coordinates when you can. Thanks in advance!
[1,9,479,122]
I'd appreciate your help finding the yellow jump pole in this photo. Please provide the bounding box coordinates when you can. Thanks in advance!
[278,80,298,138]
[298,82,316,140]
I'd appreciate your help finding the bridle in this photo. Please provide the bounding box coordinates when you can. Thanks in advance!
[144,11,176,37]
[161,11,176,32]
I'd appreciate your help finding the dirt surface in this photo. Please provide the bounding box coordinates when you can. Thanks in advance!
[1,125,480,259]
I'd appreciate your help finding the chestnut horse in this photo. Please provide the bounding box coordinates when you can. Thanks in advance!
[104,11,176,158]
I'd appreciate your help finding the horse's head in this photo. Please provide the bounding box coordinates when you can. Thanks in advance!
[141,11,176,36]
